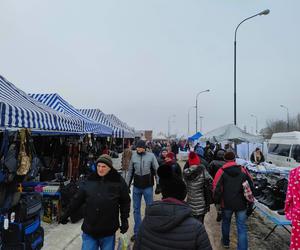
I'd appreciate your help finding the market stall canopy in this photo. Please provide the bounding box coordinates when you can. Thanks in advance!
[201,124,264,143]
[188,132,203,141]
[29,93,112,136]
[0,75,83,132]
[106,114,135,138]
[79,109,125,138]
[153,133,167,140]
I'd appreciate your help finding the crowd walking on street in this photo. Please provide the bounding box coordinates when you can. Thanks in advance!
[58,139,296,250]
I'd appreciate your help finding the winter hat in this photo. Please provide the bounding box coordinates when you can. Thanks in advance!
[136,140,146,149]
[216,150,225,161]
[161,147,168,153]
[96,154,113,168]
[166,152,175,160]
[157,166,187,201]
[224,151,236,161]
[188,151,200,166]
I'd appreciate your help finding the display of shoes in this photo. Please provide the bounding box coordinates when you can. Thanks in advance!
[254,177,287,212]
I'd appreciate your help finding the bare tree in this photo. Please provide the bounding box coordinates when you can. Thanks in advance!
[261,114,300,139]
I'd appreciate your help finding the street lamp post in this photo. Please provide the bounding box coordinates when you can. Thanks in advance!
[168,114,176,138]
[195,89,210,133]
[199,116,204,132]
[280,105,290,131]
[234,9,270,126]
[250,114,258,134]
[188,106,196,137]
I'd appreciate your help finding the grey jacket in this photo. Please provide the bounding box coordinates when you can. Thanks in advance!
[183,165,213,216]
[126,152,159,189]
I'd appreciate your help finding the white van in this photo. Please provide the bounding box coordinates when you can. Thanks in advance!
[267,131,300,168]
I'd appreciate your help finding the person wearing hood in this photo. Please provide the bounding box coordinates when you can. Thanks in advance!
[157,147,168,166]
[213,152,253,250]
[60,154,130,250]
[183,152,213,224]
[134,165,212,250]
[161,152,182,178]
[208,150,226,178]
[126,140,159,242]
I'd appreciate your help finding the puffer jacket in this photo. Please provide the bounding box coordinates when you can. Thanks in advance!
[63,170,130,238]
[126,151,159,189]
[183,165,212,216]
[134,199,212,250]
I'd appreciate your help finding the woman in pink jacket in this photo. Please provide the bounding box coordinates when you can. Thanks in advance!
[285,166,300,250]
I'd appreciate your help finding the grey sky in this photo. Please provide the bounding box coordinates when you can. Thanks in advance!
[1,1,299,136]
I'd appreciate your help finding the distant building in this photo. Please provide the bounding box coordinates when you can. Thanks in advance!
[135,130,153,141]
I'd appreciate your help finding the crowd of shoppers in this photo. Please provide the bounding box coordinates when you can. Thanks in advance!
[59,138,299,250]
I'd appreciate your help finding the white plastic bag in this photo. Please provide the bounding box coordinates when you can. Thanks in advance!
[117,234,131,250]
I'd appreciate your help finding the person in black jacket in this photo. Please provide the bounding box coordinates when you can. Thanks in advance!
[213,152,253,250]
[134,165,212,250]
[208,150,226,178]
[250,147,265,164]
[60,154,131,250]
[162,152,182,178]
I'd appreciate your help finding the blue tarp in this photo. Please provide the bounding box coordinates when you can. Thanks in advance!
[188,132,203,141]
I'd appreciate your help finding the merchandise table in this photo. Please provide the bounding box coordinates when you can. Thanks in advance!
[254,200,291,240]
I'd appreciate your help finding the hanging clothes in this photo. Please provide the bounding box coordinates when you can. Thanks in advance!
[285,166,300,250]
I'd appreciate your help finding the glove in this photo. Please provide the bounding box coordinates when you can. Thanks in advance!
[120,220,129,234]
[59,213,69,224]
[155,184,161,195]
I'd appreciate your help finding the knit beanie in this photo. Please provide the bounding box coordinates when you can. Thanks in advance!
[188,151,200,166]
[96,154,113,168]
[157,166,187,201]
[224,151,236,161]
[136,140,146,149]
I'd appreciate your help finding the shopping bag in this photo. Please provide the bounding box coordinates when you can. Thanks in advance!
[117,234,131,250]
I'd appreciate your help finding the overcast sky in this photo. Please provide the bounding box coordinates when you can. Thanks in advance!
[1,1,299,136]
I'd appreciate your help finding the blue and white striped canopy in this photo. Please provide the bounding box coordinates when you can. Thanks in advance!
[0,75,83,132]
[79,109,125,138]
[106,114,135,138]
[29,93,112,136]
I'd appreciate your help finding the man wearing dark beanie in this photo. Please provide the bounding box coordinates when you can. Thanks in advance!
[60,154,130,250]
[213,151,253,250]
[126,140,159,241]
[134,166,212,250]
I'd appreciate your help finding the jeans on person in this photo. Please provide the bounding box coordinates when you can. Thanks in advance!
[193,214,205,224]
[133,186,153,235]
[81,233,115,250]
[222,209,248,250]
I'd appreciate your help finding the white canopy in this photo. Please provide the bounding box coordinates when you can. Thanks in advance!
[201,124,264,143]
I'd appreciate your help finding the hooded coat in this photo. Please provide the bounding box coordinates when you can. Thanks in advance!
[134,199,212,250]
[213,162,253,211]
[183,165,212,216]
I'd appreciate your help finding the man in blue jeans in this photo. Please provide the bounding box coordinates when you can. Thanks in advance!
[213,151,253,250]
[126,140,159,242]
[60,154,130,250]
